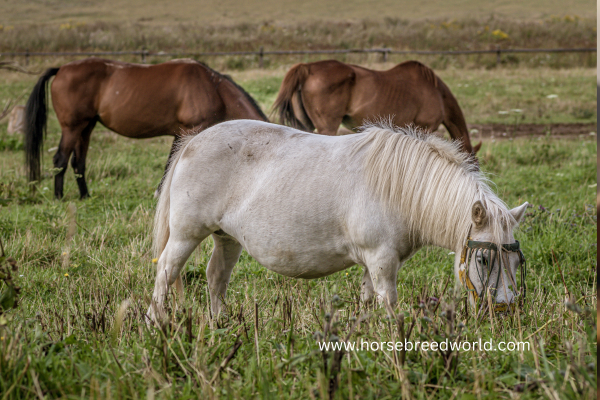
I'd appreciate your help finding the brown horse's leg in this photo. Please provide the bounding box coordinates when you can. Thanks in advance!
[71,119,97,199]
[302,91,349,136]
[53,133,78,199]
[156,135,181,197]
[53,121,91,199]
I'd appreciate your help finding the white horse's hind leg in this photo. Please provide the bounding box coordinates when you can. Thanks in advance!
[148,233,206,325]
[206,231,243,318]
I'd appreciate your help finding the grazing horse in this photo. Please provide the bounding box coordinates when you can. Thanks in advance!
[147,120,527,323]
[24,58,268,199]
[273,59,481,158]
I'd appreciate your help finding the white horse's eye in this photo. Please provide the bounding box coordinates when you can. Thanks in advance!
[476,253,490,271]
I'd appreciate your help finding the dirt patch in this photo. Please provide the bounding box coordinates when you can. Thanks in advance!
[339,123,597,139]
[466,123,597,139]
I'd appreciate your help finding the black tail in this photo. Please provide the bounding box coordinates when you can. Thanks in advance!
[24,67,59,182]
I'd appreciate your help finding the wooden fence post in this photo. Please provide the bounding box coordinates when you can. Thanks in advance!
[383,49,389,62]
[496,45,501,66]
[259,46,264,68]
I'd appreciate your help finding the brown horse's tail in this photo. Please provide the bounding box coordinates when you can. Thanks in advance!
[153,134,196,260]
[438,79,481,158]
[272,63,314,131]
[24,67,60,182]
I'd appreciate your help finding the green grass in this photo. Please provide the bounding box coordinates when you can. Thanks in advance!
[0,121,596,398]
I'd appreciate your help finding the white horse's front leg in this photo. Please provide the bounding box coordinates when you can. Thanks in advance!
[361,267,376,305]
[363,249,402,308]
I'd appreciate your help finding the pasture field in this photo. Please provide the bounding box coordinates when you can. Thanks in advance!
[0,65,597,398]
[0,15,595,70]
[0,0,595,26]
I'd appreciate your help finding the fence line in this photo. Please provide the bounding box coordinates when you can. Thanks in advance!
[0,46,595,66]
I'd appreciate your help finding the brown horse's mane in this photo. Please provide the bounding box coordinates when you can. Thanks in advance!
[193,60,268,121]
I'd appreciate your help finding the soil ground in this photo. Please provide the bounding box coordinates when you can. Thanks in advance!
[338,122,597,139]
[467,122,597,139]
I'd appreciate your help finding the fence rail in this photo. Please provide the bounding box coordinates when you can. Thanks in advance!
[1,46,595,66]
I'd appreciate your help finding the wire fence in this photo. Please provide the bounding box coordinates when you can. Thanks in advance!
[0,46,595,67]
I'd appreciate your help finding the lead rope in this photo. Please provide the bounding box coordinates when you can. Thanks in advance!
[459,226,479,303]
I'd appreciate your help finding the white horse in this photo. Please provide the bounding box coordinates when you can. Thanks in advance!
[147,120,528,322]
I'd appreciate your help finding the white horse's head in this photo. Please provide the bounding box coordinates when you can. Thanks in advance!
[459,200,529,312]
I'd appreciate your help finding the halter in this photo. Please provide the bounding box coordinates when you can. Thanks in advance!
[458,233,526,313]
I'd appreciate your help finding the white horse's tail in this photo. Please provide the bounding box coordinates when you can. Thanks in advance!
[153,134,196,259]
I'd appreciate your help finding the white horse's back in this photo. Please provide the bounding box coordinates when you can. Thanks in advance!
[169,120,403,277]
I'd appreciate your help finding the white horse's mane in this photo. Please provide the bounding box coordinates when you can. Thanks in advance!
[352,122,516,249]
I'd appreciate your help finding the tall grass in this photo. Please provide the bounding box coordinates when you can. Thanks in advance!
[0,16,596,69]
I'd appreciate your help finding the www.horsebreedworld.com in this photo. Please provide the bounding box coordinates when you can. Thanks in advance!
[317,338,530,352]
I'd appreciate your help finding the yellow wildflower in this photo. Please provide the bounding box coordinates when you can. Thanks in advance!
[492,29,509,40]
[152,258,158,263]
[64,273,69,277]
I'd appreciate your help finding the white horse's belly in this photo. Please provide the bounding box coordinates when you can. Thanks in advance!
[219,202,358,278]
[249,248,355,279]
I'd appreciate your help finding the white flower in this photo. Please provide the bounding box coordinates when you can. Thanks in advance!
[498,110,509,115]
[546,94,558,99]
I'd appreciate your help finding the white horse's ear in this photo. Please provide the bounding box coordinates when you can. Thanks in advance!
[471,200,487,227]
[509,202,529,226]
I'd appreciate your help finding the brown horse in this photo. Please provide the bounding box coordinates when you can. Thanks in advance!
[273,59,480,158]
[25,58,268,199]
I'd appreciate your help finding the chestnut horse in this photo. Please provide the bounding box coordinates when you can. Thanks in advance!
[25,58,268,199]
[273,59,480,158]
